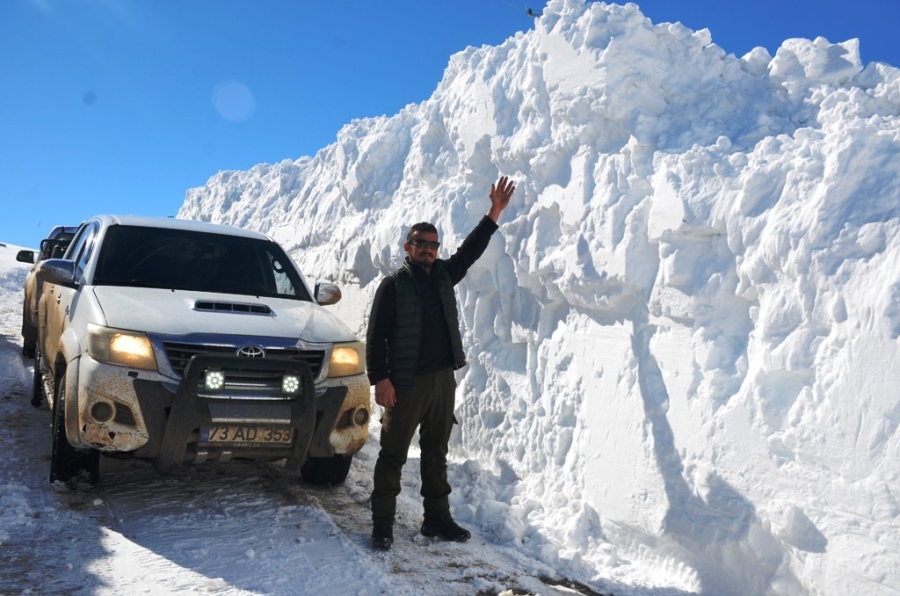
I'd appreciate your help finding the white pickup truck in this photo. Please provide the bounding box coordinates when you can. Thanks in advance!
[35,215,370,489]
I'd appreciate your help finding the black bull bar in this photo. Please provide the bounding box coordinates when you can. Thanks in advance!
[138,354,347,472]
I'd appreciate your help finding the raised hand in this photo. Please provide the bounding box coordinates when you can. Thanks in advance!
[488,175,516,221]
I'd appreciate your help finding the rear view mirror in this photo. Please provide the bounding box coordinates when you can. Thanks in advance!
[37,258,77,287]
[16,250,35,265]
[314,282,342,306]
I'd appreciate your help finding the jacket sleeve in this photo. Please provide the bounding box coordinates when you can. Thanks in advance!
[445,215,499,285]
[365,275,396,385]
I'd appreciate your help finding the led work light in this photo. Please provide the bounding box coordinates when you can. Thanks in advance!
[282,374,301,394]
[204,370,225,391]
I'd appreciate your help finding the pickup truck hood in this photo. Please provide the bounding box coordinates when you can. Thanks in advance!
[92,286,357,343]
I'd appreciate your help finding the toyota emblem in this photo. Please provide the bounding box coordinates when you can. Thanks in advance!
[236,345,265,358]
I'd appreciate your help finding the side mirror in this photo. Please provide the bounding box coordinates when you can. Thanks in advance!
[37,258,77,287]
[16,250,35,265]
[39,238,54,260]
[314,282,342,306]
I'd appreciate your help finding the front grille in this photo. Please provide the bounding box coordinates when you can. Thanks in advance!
[163,342,326,380]
[200,368,300,400]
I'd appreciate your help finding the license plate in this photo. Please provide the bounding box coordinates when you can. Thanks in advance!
[199,426,293,446]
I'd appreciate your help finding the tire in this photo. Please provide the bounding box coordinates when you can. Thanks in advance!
[50,379,100,490]
[21,304,36,359]
[31,349,43,408]
[300,454,353,486]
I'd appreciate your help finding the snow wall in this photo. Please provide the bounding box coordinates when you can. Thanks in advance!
[179,1,900,594]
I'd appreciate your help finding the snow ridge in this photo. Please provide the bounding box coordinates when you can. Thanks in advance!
[179,1,900,593]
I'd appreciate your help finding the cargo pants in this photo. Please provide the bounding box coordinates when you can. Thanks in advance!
[371,368,456,525]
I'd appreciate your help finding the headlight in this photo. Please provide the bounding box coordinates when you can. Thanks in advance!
[87,324,157,371]
[328,341,365,378]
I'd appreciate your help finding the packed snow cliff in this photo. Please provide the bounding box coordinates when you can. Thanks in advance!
[179,1,900,594]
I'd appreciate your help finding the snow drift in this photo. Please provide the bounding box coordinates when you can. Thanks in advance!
[179,1,900,594]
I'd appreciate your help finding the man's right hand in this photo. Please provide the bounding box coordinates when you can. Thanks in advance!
[374,378,396,408]
[487,175,516,222]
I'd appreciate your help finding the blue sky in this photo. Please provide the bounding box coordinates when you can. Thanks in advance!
[2,0,898,249]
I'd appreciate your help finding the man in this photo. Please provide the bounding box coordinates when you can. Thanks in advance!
[366,176,516,550]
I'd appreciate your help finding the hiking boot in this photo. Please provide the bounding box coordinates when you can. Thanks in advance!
[371,522,393,550]
[420,516,471,542]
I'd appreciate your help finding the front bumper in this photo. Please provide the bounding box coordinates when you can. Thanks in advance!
[74,354,369,470]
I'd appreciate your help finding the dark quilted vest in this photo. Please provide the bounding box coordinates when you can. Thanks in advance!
[388,261,466,387]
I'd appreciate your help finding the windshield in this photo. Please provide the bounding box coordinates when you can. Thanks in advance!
[92,225,312,301]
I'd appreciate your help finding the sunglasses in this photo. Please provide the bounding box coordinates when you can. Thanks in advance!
[411,239,440,250]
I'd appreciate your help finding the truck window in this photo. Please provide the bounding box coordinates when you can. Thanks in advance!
[71,222,100,282]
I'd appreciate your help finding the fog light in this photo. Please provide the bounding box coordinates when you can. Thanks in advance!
[91,401,114,423]
[353,408,369,426]
[205,370,225,391]
[282,374,301,394]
